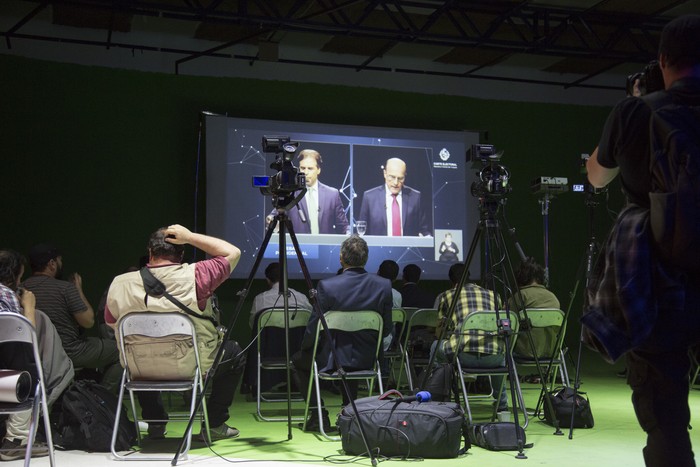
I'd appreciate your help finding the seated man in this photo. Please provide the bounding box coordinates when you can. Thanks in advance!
[242,262,312,394]
[22,244,121,393]
[508,257,561,360]
[0,249,74,461]
[292,235,393,431]
[105,224,246,441]
[432,263,507,412]
[249,262,312,328]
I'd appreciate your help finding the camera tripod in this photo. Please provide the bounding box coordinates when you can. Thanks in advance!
[172,191,378,466]
[558,187,601,439]
[418,197,562,458]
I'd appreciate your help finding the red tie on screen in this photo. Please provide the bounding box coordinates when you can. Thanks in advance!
[391,194,401,236]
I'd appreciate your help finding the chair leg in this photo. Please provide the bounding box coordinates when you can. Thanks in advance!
[111,371,129,460]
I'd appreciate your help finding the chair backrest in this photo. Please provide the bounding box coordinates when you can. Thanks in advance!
[457,310,520,354]
[257,308,312,331]
[0,312,42,387]
[312,310,384,369]
[117,312,200,381]
[402,308,438,350]
[515,308,565,359]
[387,308,407,351]
[0,312,36,345]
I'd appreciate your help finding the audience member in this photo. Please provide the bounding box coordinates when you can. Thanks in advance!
[292,235,392,432]
[400,264,436,308]
[22,244,121,393]
[508,257,560,359]
[249,262,312,328]
[105,224,246,441]
[0,249,74,461]
[377,259,402,309]
[242,262,313,394]
[432,263,507,412]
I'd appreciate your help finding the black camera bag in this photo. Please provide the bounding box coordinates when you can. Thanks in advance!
[468,422,531,451]
[337,394,468,458]
[543,386,595,428]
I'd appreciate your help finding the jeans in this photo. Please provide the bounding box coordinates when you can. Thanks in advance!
[430,340,508,410]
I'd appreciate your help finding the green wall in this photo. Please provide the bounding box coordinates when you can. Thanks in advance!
[0,53,622,349]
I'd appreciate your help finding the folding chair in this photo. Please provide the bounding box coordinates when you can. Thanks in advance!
[384,308,407,389]
[304,310,384,440]
[0,313,55,467]
[110,312,210,461]
[513,308,570,391]
[451,311,528,428]
[399,308,438,391]
[690,346,700,387]
[256,307,312,421]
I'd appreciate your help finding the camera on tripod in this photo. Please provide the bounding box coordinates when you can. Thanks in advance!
[468,144,511,199]
[625,60,664,97]
[252,135,306,196]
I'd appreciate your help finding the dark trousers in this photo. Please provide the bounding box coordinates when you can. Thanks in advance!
[71,336,122,394]
[139,340,246,428]
[624,274,700,467]
[292,348,358,408]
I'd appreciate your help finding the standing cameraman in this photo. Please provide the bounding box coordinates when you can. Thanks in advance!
[585,15,700,467]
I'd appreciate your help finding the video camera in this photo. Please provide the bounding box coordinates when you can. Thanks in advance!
[468,144,511,199]
[626,60,664,97]
[252,135,305,197]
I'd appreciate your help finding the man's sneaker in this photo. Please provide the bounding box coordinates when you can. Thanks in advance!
[147,423,167,440]
[201,424,240,442]
[0,438,49,461]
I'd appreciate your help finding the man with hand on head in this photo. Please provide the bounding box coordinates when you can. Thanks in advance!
[105,224,246,442]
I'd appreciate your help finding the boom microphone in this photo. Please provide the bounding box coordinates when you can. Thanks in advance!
[394,391,431,403]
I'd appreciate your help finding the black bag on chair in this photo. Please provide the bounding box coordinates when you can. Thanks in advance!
[337,392,469,458]
[543,386,595,428]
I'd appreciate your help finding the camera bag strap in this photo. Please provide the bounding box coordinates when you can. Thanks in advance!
[139,267,219,328]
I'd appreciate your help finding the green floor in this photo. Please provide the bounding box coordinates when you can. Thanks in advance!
[140,349,700,467]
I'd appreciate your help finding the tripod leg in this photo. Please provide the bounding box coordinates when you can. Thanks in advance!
[172,216,280,465]
[284,221,378,464]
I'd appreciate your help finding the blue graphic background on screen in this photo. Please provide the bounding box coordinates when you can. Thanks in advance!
[205,116,480,280]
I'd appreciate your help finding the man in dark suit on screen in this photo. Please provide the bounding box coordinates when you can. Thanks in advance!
[280,149,350,235]
[292,235,393,432]
[358,157,431,236]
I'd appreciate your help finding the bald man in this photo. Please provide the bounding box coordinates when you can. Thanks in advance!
[358,157,431,236]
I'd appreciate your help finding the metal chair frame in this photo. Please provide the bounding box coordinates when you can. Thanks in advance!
[0,313,55,467]
[398,308,438,391]
[110,312,210,461]
[304,310,384,440]
[256,307,312,421]
[451,311,529,428]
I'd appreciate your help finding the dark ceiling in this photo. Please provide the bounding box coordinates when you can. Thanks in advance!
[2,0,699,90]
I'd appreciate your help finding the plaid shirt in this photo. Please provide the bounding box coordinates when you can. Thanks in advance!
[0,284,20,313]
[582,204,658,362]
[437,283,501,356]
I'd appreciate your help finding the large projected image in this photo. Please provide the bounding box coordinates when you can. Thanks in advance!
[204,114,480,280]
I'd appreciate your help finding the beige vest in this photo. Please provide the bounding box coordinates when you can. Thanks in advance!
[107,264,220,373]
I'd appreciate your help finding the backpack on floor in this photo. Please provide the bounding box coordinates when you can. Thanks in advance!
[54,380,136,452]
